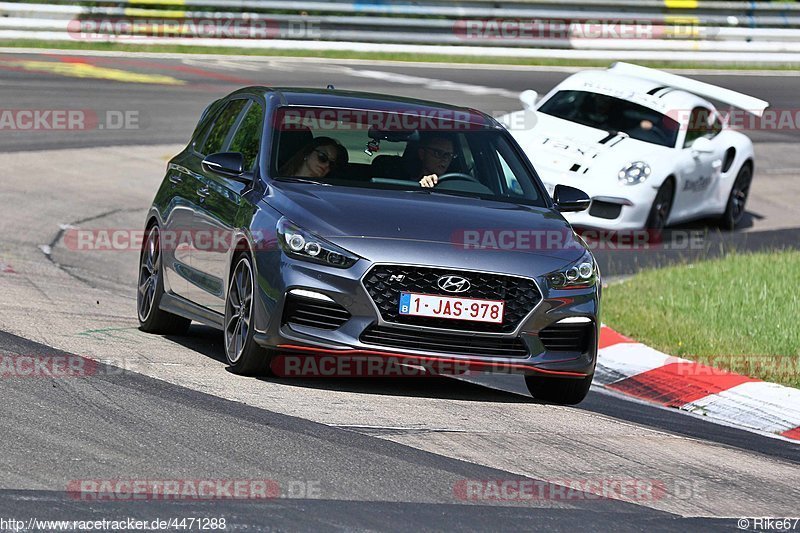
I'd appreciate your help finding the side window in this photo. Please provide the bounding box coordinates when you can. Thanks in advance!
[684,106,714,148]
[190,100,221,150]
[710,114,723,137]
[228,101,264,171]
[490,136,540,201]
[456,133,476,174]
[198,99,246,156]
[498,153,524,196]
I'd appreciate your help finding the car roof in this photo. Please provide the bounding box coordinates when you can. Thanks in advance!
[551,70,711,115]
[232,86,502,128]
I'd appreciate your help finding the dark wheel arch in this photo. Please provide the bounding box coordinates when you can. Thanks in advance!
[645,176,676,230]
[137,222,191,335]
[718,160,753,231]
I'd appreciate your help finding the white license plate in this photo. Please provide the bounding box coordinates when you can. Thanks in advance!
[399,292,505,324]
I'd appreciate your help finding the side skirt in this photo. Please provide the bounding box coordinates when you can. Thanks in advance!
[160,292,224,330]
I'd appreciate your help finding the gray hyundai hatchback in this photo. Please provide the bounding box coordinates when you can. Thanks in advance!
[137,87,600,404]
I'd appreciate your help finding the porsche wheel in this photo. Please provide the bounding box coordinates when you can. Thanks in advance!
[645,179,675,230]
[719,164,752,231]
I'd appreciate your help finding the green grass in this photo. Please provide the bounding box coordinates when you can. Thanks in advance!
[603,251,800,388]
[3,39,800,70]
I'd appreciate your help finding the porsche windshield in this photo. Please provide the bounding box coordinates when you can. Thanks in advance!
[271,106,548,207]
[538,90,680,148]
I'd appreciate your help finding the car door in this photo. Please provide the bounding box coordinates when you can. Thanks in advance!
[174,98,248,311]
[158,102,227,302]
[189,98,264,314]
[671,106,723,221]
[158,162,196,301]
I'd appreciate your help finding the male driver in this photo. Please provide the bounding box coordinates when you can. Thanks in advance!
[417,135,457,188]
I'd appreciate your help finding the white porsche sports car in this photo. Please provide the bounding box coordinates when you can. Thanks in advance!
[501,63,769,230]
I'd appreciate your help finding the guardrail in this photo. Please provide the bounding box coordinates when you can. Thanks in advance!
[2,0,800,64]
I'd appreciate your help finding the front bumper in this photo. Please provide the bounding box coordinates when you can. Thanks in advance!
[251,254,600,378]
[542,178,658,231]
[563,199,653,231]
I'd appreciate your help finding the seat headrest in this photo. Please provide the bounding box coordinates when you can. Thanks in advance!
[277,127,314,170]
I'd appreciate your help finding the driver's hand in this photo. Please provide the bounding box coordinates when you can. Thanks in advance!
[419,174,438,188]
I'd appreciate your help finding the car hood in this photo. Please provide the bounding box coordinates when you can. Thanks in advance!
[264,181,586,264]
[508,112,670,183]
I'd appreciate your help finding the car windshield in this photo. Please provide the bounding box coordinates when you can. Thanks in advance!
[271,106,547,207]
[538,90,680,148]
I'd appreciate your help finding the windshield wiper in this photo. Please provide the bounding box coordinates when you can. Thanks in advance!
[274,177,328,185]
[408,188,484,200]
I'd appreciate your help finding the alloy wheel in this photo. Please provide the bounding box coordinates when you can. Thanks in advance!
[137,227,160,322]
[225,257,254,364]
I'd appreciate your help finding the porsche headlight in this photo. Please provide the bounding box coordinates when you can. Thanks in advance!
[618,161,651,185]
[546,250,597,290]
[277,217,359,268]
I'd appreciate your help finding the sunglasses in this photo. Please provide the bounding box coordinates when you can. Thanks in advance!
[313,149,337,166]
[424,147,457,160]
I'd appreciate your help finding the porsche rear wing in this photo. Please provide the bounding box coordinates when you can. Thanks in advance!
[609,62,769,117]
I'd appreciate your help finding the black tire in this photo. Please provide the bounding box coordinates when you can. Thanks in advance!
[645,179,675,230]
[224,253,273,376]
[137,225,191,335]
[719,164,752,231]
[525,374,593,405]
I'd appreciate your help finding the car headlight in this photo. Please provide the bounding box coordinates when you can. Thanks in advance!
[546,250,597,290]
[277,217,359,268]
[618,161,651,185]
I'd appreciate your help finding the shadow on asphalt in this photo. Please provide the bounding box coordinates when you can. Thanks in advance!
[164,324,530,403]
[261,375,531,403]
[164,324,226,364]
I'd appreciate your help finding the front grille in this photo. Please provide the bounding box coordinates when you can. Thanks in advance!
[589,200,622,220]
[538,322,593,352]
[282,294,351,330]
[363,265,542,333]
[360,325,529,358]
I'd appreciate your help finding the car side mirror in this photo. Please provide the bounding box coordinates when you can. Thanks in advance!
[691,136,714,155]
[202,152,251,182]
[519,89,539,111]
[553,184,591,212]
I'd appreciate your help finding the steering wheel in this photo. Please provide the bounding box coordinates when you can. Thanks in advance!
[435,172,482,185]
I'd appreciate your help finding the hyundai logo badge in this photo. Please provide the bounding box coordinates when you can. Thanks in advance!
[437,275,471,293]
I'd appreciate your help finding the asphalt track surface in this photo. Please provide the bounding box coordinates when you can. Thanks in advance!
[0,51,798,531]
